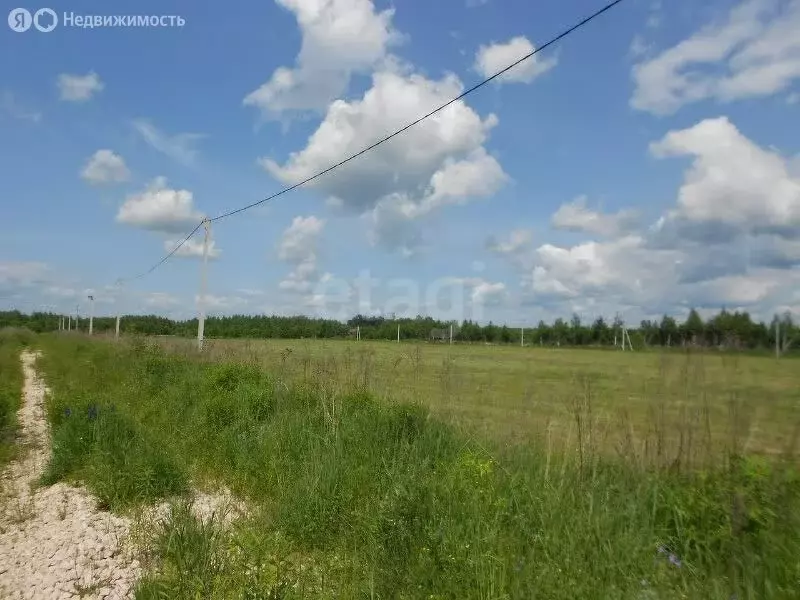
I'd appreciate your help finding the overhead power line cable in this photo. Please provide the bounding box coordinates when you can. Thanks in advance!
[123,0,627,281]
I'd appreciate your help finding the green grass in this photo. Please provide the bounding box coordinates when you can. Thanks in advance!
[35,334,800,599]
[160,337,800,458]
[0,328,32,466]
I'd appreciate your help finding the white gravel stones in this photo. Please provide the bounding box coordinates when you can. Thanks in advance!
[0,351,140,600]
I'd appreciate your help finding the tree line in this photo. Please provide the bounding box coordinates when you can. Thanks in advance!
[1,308,796,354]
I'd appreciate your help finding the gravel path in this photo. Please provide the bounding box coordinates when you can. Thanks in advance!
[0,351,141,600]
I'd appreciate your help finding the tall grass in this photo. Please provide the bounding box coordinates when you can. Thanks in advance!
[36,334,800,599]
[0,328,32,466]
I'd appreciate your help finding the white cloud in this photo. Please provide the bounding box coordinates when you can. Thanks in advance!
[486,228,535,270]
[629,34,651,59]
[551,195,639,237]
[117,177,204,233]
[264,67,505,253]
[278,216,326,294]
[81,150,130,185]
[133,119,204,165]
[492,116,800,321]
[163,238,221,260]
[196,294,248,311]
[1,90,42,123]
[243,0,401,117]
[0,262,49,287]
[526,235,675,303]
[366,148,506,255]
[474,36,557,84]
[632,0,800,115]
[470,280,507,305]
[57,72,104,102]
[143,292,180,309]
[439,276,508,308]
[649,116,800,237]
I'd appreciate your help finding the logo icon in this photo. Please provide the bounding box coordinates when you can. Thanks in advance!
[33,7,57,32]
[8,7,32,32]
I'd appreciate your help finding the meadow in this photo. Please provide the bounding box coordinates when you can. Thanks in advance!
[12,332,800,598]
[162,336,800,462]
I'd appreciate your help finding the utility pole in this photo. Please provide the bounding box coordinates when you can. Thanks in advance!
[197,218,211,352]
[397,323,400,343]
[776,316,780,359]
[113,279,123,341]
[67,315,71,331]
[88,295,95,335]
[521,327,524,347]
[449,323,453,345]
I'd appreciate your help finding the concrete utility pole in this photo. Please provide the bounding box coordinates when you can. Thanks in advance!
[115,315,121,340]
[449,323,453,345]
[67,315,71,331]
[88,295,95,335]
[197,218,211,351]
[397,323,400,343]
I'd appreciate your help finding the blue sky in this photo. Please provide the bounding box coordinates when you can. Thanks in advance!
[2,0,799,326]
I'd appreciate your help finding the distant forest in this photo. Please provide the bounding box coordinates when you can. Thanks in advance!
[1,308,797,354]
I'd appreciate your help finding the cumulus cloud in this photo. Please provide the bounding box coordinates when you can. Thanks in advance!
[277,216,326,293]
[117,177,204,233]
[551,196,639,237]
[163,238,221,260]
[451,277,507,306]
[474,36,557,84]
[486,228,535,270]
[632,0,800,115]
[649,116,800,238]
[57,72,104,102]
[81,150,129,184]
[366,148,507,255]
[492,115,800,321]
[243,0,401,117]
[263,67,505,253]
[133,119,204,166]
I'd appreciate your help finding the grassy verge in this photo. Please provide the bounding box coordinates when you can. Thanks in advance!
[0,328,32,466]
[37,335,800,599]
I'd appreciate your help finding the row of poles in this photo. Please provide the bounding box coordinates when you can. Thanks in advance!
[57,295,122,340]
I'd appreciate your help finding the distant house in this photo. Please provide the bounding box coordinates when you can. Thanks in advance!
[429,328,449,342]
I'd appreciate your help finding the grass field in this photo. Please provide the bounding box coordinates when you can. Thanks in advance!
[160,337,800,462]
[19,333,800,598]
[0,329,30,466]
